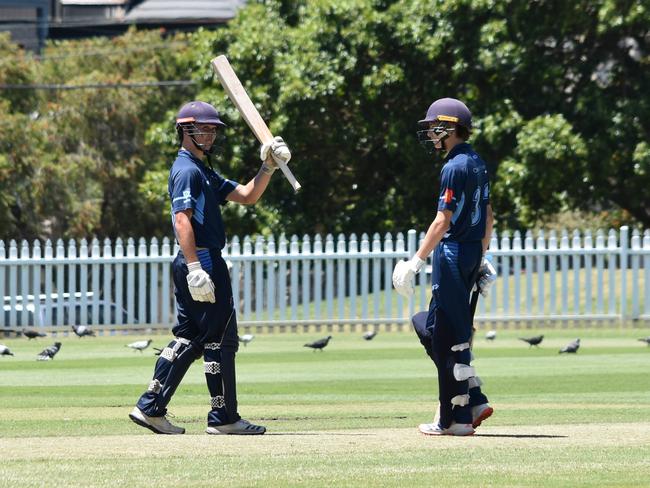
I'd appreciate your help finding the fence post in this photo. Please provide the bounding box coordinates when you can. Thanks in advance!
[0,241,4,328]
[336,233,346,320]
[255,236,265,322]
[631,229,640,320]
[230,235,241,317]
[149,237,159,326]
[325,234,334,320]
[267,235,276,323]
[290,235,299,323]
[67,239,78,326]
[243,236,252,322]
[383,232,393,321]
[536,230,545,316]
[313,234,322,321]
[79,238,89,326]
[91,238,100,325]
[619,226,629,323]
[572,230,581,317]
[360,233,369,321]
[418,231,427,311]
[277,234,286,321]
[32,240,42,328]
[44,240,52,326]
[371,233,381,323]
[349,233,358,324]
[407,229,417,319]
[595,230,605,314]
[161,237,171,326]
[643,229,650,316]
[501,231,511,316]
[20,240,30,326]
[584,230,593,315]
[137,238,147,325]
[301,234,311,322]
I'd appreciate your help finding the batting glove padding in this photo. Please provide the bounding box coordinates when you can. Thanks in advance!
[477,256,497,297]
[186,261,216,303]
[392,256,425,298]
[260,136,292,168]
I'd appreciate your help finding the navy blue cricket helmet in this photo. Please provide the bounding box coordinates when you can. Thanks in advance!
[419,97,472,129]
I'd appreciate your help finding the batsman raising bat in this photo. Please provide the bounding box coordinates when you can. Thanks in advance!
[130,100,291,435]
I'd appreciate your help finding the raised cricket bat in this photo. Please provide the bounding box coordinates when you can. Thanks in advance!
[211,55,301,192]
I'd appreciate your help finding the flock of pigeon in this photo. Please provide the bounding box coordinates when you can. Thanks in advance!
[0,326,160,360]
[1,328,648,359]
[485,332,650,353]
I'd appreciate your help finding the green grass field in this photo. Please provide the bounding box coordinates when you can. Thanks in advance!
[1,328,650,487]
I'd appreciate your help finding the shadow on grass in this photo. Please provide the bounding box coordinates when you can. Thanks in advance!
[475,433,568,438]
[259,416,408,421]
[265,432,377,436]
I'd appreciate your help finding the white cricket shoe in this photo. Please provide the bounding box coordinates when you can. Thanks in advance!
[205,418,266,435]
[471,403,494,428]
[129,406,185,435]
[418,421,475,436]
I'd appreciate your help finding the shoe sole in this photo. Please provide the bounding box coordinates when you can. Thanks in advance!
[418,427,475,436]
[419,430,475,436]
[206,427,265,435]
[472,406,494,428]
[129,412,185,435]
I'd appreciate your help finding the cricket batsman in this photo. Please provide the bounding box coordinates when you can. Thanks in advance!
[129,101,290,435]
[392,98,497,436]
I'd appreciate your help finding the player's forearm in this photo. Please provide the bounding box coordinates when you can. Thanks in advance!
[482,204,494,255]
[415,211,451,260]
[231,166,273,205]
[174,212,199,263]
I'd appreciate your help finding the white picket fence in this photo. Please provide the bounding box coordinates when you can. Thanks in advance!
[0,226,648,332]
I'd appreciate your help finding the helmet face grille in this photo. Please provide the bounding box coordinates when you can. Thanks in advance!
[416,121,455,154]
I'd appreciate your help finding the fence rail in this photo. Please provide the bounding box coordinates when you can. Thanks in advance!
[0,226,648,332]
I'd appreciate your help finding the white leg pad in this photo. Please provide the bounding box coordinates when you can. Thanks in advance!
[160,337,192,362]
[147,379,162,393]
[468,376,483,388]
[451,342,470,352]
[451,394,470,406]
[204,361,221,374]
[453,363,476,381]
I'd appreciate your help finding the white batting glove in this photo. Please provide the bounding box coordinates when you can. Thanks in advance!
[260,136,291,169]
[186,261,216,303]
[477,256,497,297]
[392,256,425,298]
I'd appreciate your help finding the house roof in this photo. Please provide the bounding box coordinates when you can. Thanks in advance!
[125,0,245,23]
[60,1,128,5]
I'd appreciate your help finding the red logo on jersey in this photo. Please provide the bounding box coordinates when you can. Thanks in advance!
[443,188,454,204]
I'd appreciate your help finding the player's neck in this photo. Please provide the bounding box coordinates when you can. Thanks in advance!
[182,143,205,161]
[443,137,464,155]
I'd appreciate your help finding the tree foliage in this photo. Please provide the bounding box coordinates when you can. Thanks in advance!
[0,1,648,241]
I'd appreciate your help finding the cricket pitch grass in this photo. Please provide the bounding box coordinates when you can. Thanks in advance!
[1,327,649,487]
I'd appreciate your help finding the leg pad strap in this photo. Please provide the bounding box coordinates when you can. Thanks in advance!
[453,363,476,381]
[204,361,221,374]
[451,394,470,407]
